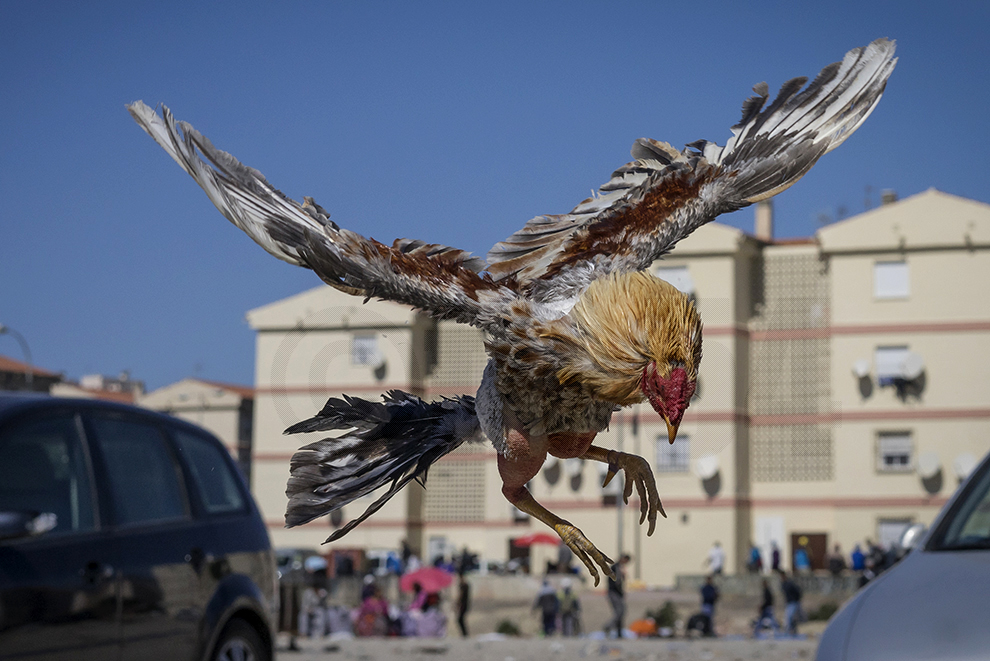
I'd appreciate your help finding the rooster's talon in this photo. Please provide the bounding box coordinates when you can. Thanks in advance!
[555,521,613,587]
[604,451,664,536]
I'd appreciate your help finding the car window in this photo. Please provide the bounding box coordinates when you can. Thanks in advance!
[0,413,96,534]
[172,429,245,515]
[89,415,188,526]
[930,458,990,551]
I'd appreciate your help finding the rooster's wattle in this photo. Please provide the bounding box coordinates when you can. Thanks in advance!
[130,39,896,584]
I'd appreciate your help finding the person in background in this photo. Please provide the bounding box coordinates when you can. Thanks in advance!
[771,541,781,572]
[748,543,763,573]
[850,544,865,572]
[704,542,725,575]
[780,570,804,635]
[559,578,582,637]
[793,545,811,574]
[354,584,390,637]
[533,579,560,637]
[827,544,847,577]
[606,554,631,638]
[456,573,471,638]
[418,592,448,637]
[752,578,780,637]
[361,574,377,600]
[699,575,719,637]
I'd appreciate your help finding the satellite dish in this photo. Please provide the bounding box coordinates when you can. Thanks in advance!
[917,451,940,479]
[954,453,977,480]
[900,352,925,380]
[565,458,584,478]
[695,455,720,480]
[853,359,871,378]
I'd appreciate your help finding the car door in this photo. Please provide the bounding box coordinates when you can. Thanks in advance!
[85,410,211,661]
[0,409,120,661]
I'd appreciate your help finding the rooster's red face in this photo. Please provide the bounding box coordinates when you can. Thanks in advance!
[640,361,696,444]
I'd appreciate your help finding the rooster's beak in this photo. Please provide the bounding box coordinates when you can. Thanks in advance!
[661,413,679,445]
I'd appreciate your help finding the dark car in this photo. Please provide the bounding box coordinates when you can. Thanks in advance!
[0,393,277,661]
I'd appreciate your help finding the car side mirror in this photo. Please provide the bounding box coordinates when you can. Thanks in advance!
[0,511,58,541]
[899,523,927,552]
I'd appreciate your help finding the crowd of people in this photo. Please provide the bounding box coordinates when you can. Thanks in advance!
[295,574,456,641]
[532,577,583,637]
[289,536,907,644]
[290,541,474,643]
[743,537,904,586]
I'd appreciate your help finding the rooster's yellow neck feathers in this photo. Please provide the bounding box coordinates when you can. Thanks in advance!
[549,271,702,405]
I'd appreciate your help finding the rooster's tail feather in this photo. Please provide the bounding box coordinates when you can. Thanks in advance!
[284,390,483,543]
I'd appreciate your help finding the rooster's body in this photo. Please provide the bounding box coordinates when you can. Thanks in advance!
[130,39,896,583]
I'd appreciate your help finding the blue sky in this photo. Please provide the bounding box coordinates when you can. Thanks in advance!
[1,1,987,390]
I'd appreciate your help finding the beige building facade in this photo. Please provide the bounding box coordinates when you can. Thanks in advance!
[138,378,255,480]
[247,189,990,587]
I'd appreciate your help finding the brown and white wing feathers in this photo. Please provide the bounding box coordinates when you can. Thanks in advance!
[128,102,513,328]
[486,39,896,303]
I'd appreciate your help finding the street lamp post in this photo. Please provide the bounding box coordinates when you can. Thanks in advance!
[0,324,33,389]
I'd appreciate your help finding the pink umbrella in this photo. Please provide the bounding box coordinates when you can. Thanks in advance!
[512,532,561,547]
[400,566,454,593]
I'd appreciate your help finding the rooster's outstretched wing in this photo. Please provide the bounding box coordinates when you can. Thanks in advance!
[486,38,896,303]
[128,102,514,329]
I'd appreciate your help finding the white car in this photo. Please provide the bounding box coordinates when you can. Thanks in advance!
[817,450,990,660]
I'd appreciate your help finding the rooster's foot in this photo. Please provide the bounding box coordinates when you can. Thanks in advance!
[601,450,666,535]
[554,521,614,587]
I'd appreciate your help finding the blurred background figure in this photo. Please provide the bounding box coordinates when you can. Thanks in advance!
[417,592,447,637]
[695,574,719,637]
[771,541,781,573]
[705,542,725,575]
[456,573,471,638]
[752,578,780,637]
[533,579,560,637]
[748,542,763,574]
[851,543,866,572]
[780,570,804,636]
[828,544,847,577]
[354,583,390,637]
[606,554,631,638]
[559,578,581,637]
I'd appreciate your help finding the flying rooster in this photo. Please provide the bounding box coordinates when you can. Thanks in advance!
[130,39,895,584]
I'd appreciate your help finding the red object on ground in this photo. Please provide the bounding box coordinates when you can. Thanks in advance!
[512,532,561,547]
[400,566,454,593]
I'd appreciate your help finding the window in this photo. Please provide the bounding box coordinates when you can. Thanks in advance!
[0,413,96,534]
[874,260,909,299]
[173,430,245,515]
[875,346,909,386]
[656,434,690,473]
[352,334,379,365]
[654,266,696,299]
[929,456,990,551]
[878,432,912,472]
[90,415,187,525]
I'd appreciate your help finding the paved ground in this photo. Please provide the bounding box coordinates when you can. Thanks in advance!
[277,586,836,660]
[279,636,818,661]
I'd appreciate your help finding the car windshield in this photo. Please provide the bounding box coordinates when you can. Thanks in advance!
[929,457,990,551]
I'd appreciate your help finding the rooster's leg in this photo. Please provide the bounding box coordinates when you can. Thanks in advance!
[497,449,615,586]
[581,445,666,535]
[500,481,616,585]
